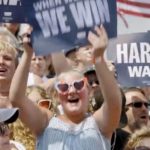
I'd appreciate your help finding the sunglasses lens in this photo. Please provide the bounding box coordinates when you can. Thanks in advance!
[144,103,148,108]
[88,80,99,86]
[74,80,84,90]
[57,83,68,93]
[134,102,143,108]
[38,100,51,109]
[56,79,85,93]
[95,80,99,85]
[133,102,149,108]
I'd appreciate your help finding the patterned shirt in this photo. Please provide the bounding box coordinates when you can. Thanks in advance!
[37,116,110,150]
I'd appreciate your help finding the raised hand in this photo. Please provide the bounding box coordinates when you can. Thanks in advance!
[22,34,33,51]
[88,25,108,59]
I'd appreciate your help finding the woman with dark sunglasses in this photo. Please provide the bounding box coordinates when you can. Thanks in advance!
[9,26,122,150]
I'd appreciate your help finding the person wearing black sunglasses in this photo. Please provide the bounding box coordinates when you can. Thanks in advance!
[9,25,122,150]
[110,87,150,150]
[83,65,104,112]
[122,87,149,135]
[124,87,149,133]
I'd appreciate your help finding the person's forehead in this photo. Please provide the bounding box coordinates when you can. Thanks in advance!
[78,45,92,50]
[32,54,45,60]
[61,74,81,81]
[59,71,83,81]
[0,51,16,58]
[125,90,147,104]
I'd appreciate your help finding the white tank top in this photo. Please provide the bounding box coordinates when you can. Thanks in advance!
[36,116,110,150]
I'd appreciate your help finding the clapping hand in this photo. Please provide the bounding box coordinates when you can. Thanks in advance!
[88,25,108,60]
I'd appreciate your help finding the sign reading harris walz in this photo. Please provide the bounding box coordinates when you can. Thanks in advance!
[107,32,150,87]
[0,0,28,22]
[22,0,117,55]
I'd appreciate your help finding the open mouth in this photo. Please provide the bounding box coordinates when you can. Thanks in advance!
[140,115,147,119]
[0,68,7,75]
[140,114,148,121]
[68,98,79,103]
[0,68,7,72]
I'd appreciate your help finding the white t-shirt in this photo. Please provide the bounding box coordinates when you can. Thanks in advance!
[27,72,48,86]
[10,140,26,150]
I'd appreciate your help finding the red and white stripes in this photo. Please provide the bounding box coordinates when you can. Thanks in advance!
[117,0,150,18]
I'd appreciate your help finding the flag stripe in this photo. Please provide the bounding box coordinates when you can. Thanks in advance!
[118,8,150,17]
[117,1,150,18]
[117,0,150,8]
[117,2,150,14]
[127,0,150,3]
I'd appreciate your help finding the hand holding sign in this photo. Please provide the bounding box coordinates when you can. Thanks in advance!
[22,0,117,55]
[22,33,33,55]
[88,25,108,60]
[0,0,117,55]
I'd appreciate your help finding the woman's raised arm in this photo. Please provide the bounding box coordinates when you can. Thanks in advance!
[9,42,52,136]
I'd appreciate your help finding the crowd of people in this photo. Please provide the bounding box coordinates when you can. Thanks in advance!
[0,22,150,150]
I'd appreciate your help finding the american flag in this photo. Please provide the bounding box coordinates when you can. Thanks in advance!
[117,0,150,18]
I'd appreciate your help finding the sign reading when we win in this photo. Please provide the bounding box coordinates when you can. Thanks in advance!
[23,0,117,55]
[0,0,117,55]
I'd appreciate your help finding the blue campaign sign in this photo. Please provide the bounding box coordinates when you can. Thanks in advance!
[0,0,28,23]
[107,32,150,87]
[22,0,117,55]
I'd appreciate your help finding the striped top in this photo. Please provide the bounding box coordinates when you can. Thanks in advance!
[36,116,111,150]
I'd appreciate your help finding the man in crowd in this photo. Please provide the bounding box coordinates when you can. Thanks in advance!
[123,87,149,134]
[113,87,150,150]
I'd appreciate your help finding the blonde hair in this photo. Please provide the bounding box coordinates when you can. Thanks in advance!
[26,85,49,99]
[47,81,60,114]
[124,126,150,150]
[10,119,36,150]
[26,85,55,112]
[57,69,84,81]
[0,40,18,58]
